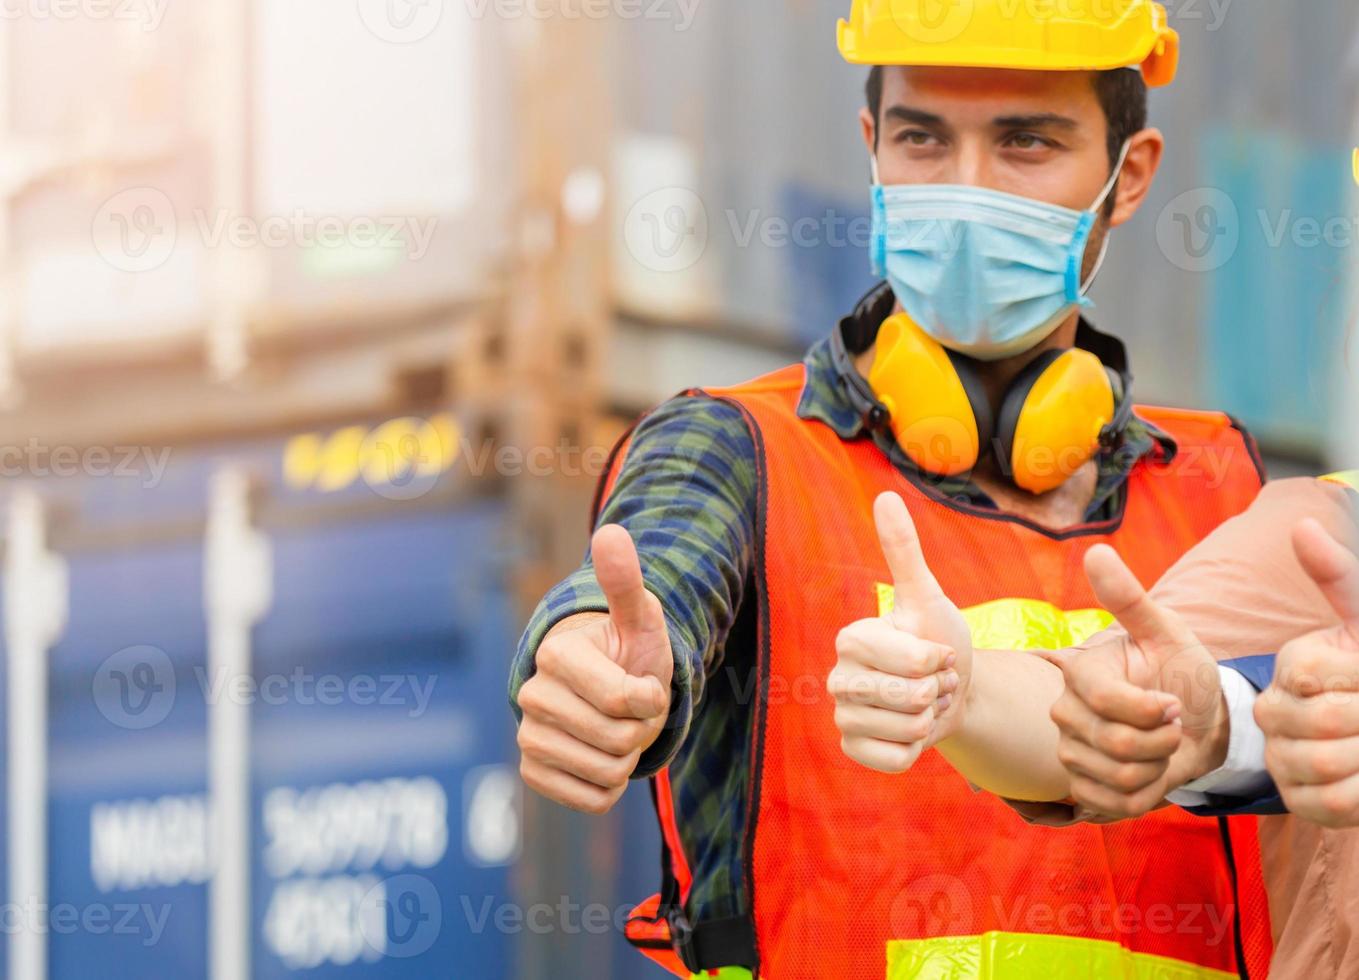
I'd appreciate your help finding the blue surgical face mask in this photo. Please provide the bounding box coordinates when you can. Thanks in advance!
[869,143,1130,361]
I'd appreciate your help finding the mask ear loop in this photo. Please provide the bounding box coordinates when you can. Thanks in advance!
[1078,140,1133,295]
[869,154,888,276]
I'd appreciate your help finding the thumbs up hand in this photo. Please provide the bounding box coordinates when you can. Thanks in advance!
[1255,518,1359,827]
[517,524,674,814]
[1047,545,1224,819]
[828,493,970,773]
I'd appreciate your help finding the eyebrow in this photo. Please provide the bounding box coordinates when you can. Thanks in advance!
[991,112,1080,130]
[883,106,948,129]
[883,105,1081,133]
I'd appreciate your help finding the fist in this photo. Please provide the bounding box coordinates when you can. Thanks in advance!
[1048,544,1217,820]
[1255,518,1359,828]
[828,492,967,773]
[517,525,674,814]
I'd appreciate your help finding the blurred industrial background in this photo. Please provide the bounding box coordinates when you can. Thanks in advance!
[0,1,1354,978]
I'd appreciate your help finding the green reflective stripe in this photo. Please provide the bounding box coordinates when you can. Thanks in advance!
[887,932,1237,980]
[689,969,752,980]
[1322,470,1359,492]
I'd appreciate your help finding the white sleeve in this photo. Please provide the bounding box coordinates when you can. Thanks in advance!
[1165,665,1272,807]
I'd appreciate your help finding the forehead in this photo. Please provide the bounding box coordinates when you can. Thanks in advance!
[880,66,1103,120]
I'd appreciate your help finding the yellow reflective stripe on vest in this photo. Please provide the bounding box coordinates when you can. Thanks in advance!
[689,970,751,980]
[887,932,1237,980]
[875,588,1114,651]
[1322,470,1359,492]
[961,599,1113,651]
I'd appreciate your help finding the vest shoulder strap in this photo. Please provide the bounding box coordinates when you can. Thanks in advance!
[703,364,807,401]
[1133,404,1265,484]
[1134,404,1243,443]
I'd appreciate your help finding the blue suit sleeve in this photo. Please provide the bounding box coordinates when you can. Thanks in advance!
[1181,655,1286,816]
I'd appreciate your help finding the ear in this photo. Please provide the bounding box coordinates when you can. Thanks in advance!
[1107,127,1165,228]
[859,106,878,159]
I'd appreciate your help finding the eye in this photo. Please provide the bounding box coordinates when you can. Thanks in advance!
[1005,131,1054,151]
[896,129,940,147]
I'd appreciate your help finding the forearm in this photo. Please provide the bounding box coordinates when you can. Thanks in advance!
[1149,477,1357,659]
[507,394,757,775]
[935,650,1070,802]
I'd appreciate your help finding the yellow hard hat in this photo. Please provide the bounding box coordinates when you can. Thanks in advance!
[837,0,1180,87]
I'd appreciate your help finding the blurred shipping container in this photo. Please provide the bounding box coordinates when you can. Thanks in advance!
[12,422,527,979]
[1,1,516,376]
[3,407,652,980]
[0,2,627,977]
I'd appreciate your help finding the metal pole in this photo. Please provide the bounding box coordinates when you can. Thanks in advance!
[5,489,69,980]
[205,469,272,980]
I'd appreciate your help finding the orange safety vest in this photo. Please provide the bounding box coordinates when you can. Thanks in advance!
[620,364,1274,980]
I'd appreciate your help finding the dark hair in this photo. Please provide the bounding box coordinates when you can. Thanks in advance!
[865,66,1148,169]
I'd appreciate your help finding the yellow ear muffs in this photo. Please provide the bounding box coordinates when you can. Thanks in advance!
[997,349,1117,495]
[869,314,993,477]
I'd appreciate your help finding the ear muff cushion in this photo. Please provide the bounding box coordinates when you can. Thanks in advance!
[869,315,985,476]
[1000,349,1117,494]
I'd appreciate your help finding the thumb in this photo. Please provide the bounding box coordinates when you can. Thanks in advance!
[591,524,672,684]
[1293,518,1359,640]
[1084,544,1196,686]
[874,492,945,612]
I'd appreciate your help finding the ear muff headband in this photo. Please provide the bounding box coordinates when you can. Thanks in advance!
[867,313,1122,491]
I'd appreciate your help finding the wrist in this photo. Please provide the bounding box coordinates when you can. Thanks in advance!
[933,656,981,747]
[1195,697,1231,780]
[544,610,609,642]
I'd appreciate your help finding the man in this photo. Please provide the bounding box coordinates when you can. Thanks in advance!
[510,2,1273,976]
[829,473,1358,977]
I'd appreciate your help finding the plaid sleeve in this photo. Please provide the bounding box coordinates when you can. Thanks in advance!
[508,393,758,777]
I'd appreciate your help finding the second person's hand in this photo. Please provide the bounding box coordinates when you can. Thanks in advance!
[828,492,970,773]
[1047,545,1224,818]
